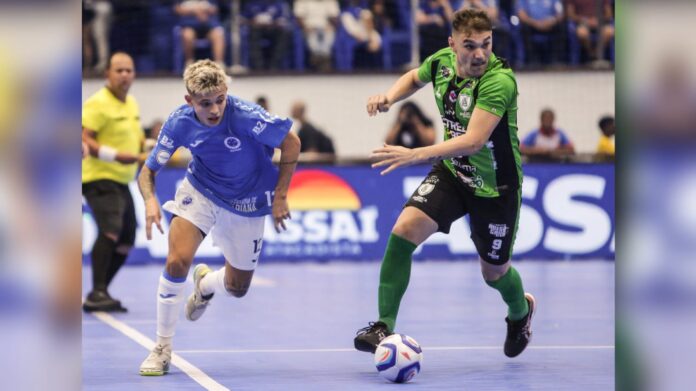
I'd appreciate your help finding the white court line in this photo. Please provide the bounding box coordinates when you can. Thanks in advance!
[92,312,230,391]
[177,345,614,354]
[83,319,156,325]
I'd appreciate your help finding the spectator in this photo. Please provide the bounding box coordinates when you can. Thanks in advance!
[340,0,383,68]
[82,53,144,313]
[385,101,436,148]
[294,0,340,71]
[416,0,455,61]
[255,95,270,111]
[290,100,336,162]
[566,0,614,63]
[459,0,511,60]
[174,0,226,69]
[82,0,113,73]
[516,0,565,65]
[243,0,293,70]
[520,108,575,157]
[596,115,614,156]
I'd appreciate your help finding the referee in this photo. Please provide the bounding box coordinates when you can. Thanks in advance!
[82,52,144,312]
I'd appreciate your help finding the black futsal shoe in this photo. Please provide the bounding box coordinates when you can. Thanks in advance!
[83,290,127,313]
[504,293,536,357]
[354,321,393,353]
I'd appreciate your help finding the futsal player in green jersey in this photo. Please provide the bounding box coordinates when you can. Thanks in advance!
[354,8,535,358]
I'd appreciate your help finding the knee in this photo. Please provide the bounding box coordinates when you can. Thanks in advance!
[392,221,427,245]
[165,254,191,278]
[181,28,195,41]
[480,260,510,281]
[224,280,250,298]
[210,28,224,40]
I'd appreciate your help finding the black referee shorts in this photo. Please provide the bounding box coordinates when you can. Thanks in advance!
[403,163,521,265]
[82,179,137,246]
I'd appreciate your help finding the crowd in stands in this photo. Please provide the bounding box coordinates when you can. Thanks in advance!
[82,0,615,75]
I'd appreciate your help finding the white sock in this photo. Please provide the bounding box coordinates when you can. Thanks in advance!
[156,272,186,346]
[198,267,228,296]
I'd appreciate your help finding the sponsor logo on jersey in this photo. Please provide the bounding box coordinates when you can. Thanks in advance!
[156,150,171,165]
[448,90,458,102]
[456,171,483,188]
[252,120,267,135]
[234,100,254,112]
[190,139,204,147]
[412,195,427,203]
[159,134,175,149]
[452,159,476,172]
[224,136,242,152]
[489,223,509,238]
[229,197,258,213]
[182,195,193,206]
[443,117,466,134]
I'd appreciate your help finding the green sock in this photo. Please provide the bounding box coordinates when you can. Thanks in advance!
[377,234,417,332]
[486,266,529,321]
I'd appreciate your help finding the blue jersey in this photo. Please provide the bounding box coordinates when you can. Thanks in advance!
[145,95,292,217]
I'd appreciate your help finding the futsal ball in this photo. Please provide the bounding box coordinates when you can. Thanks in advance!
[374,334,423,383]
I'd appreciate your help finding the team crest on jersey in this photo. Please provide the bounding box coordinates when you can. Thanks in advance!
[458,94,472,112]
[440,66,452,78]
[417,183,435,196]
[224,136,242,152]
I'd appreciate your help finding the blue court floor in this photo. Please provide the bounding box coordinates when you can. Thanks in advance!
[82,260,614,390]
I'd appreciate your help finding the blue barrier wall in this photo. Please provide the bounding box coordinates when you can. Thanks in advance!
[82,163,614,263]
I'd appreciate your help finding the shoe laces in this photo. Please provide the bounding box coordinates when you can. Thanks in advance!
[152,344,169,357]
[356,321,388,338]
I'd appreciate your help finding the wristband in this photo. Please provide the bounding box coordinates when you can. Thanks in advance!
[98,145,118,162]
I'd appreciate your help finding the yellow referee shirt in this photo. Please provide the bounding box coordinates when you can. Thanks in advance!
[82,87,144,184]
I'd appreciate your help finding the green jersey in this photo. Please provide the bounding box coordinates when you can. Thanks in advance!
[417,48,522,197]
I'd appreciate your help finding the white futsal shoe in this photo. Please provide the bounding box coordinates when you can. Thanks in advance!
[139,343,171,376]
[185,263,214,321]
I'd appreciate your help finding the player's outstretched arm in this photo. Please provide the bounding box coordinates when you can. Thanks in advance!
[137,165,164,240]
[366,69,426,116]
[273,131,301,233]
[371,108,501,175]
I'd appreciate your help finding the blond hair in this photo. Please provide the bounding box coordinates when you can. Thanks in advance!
[183,60,228,96]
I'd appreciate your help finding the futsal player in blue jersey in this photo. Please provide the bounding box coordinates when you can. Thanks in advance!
[138,60,300,376]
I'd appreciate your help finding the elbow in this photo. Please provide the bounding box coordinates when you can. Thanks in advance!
[470,139,487,154]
